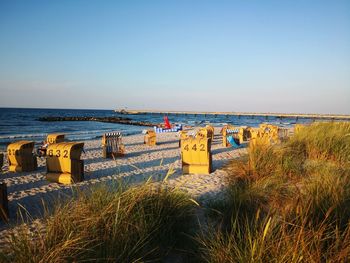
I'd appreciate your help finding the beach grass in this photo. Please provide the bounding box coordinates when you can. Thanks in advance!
[0,182,198,262]
[198,122,350,262]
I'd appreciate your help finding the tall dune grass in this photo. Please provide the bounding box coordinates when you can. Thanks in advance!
[199,122,350,262]
[290,122,350,164]
[0,182,197,262]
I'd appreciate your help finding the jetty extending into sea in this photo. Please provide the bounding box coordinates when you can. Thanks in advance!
[115,109,350,121]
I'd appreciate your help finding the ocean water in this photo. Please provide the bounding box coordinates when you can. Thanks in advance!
[0,107,313,150]
[0,108,145,150]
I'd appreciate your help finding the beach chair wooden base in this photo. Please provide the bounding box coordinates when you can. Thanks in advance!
[46,159,84,185]
[8,156,37,172]
[182,164,212,175]
[103,148,125,158]
[46,171,84,185]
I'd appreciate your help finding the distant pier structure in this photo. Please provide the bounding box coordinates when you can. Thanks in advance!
[114,109,350,121]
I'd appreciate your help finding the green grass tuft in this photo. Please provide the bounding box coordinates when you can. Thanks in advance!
[0,182,197,262]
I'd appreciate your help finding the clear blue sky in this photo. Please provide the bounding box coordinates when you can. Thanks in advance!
[0,0,349,114]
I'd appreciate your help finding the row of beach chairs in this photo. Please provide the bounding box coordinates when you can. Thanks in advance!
[219,124,290,147]
[0,124,296,221]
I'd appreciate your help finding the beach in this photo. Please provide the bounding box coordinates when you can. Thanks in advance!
[0,127,246,245]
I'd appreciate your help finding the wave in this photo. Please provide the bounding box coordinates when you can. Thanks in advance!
[0,133,47,140]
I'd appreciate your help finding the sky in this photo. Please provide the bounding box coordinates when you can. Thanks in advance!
[0,0,349,114]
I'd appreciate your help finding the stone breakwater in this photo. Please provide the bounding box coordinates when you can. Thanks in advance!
[38,116,157,127]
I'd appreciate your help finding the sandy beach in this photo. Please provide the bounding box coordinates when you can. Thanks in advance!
[0,128,246,244]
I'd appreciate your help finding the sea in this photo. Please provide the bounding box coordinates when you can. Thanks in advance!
[0,107,315,151]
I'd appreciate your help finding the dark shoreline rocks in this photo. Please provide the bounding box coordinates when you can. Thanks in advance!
[37,116,157,127]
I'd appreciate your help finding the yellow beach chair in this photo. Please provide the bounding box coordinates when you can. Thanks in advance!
[46,142,84,185]
[7,141,37,172]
